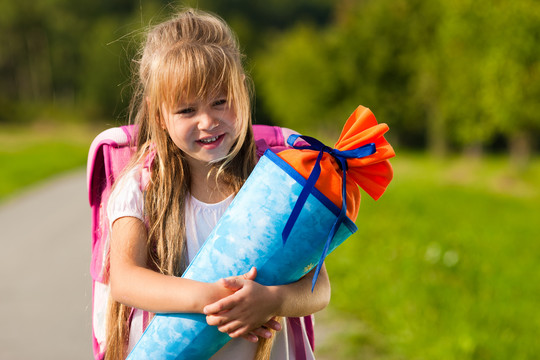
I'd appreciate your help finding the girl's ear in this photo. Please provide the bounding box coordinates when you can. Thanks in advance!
[151,98,167,130]
[158,113,167,131]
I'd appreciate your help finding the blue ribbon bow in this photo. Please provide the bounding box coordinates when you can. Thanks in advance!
[281,134,376,291]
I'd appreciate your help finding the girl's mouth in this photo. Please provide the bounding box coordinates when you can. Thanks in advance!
[196,134,224,148]
[198,135,220,144]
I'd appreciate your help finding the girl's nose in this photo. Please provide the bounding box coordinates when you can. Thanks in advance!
[198,111,219,131]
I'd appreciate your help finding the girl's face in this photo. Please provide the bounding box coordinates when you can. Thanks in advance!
[161,95,238,169]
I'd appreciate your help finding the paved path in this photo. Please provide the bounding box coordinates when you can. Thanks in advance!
[0,170,93,359]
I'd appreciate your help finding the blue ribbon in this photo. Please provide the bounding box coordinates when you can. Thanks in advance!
[281,134,376,291]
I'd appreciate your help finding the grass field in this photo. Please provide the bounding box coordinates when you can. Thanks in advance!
[319,153,540,360]
[2,124,539,359]
[0,121,108,202]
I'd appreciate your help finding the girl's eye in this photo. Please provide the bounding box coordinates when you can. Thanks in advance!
[177,107,195,115]
[213,99,227,107]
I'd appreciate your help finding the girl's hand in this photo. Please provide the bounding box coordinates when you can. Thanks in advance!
[204,267,282,342]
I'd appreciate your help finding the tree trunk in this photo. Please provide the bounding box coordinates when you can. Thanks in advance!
[509,131,532,172]
[463,142,483,160]
[427,105,448,158]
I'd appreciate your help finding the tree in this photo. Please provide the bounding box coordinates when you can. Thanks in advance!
[479,0,540,167]
[254,0,427,142]
[413,0,540,162]
[254,0,540,162]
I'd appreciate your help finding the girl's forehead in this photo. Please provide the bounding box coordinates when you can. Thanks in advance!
[166,84,228,106]
[155,52,237,107]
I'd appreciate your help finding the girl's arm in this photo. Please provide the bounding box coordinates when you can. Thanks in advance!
[109,216,233,313]
[203,265,331,339]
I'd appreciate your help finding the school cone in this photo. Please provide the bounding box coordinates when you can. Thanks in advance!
[127,105,395,360]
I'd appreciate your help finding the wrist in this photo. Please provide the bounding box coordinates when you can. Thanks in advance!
[267,285,285,317]
[181,280,231,313]
[202,282,232,310]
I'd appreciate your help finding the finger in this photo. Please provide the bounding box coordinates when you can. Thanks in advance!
[217,321,244,337]
[264,318,282,332]
[227,324,252,338]
[203,295,237,315]
[219,277,244,291]
[219,267,257,291]
[242,267,257,281]
[205,310,241,327]
[206,314,227,327]
[241,332,259,343]
[203,302,220,315]
[251,326,273,340]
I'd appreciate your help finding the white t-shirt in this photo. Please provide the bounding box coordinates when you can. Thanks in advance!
[106,167,315,359]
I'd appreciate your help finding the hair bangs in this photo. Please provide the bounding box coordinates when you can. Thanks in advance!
[158,43,238,108]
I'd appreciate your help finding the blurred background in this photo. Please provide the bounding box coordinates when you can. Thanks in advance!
[1,0,539,359]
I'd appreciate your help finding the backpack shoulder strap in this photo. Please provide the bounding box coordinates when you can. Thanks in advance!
[87,124,137,282]
[87,125,139,359]
[87,125,134,203]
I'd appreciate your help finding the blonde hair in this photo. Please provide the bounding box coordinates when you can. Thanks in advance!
[105,8,269,360]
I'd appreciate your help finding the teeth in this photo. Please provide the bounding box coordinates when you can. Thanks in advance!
[200,136,218,144]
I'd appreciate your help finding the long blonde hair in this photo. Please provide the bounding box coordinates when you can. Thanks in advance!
[105,8,275,360]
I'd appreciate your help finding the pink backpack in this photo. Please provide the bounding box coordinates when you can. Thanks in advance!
[87,124,314,359]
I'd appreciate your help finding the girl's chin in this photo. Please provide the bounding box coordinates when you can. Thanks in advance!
[188,154,227,168]
[190,148,233,166]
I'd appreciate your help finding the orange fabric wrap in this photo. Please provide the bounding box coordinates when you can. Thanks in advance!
[277,105,395,222]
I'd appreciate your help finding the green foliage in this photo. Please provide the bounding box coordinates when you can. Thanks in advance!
[412,0,540,150]
[321,153,540,359]
[183,0,334,52]
[0,0,168,122]
[77,16,128,117]
[255,24,341,133]
[1,0,539,155]
[254,0,434,145]
[253,0,540,155]
[478,1,540,136]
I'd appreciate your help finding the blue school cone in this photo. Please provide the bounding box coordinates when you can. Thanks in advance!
[127,150,358,359]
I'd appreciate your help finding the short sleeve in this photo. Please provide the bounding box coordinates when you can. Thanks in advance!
[107,167,145,225]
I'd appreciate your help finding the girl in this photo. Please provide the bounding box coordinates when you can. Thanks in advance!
[105,8,330,360]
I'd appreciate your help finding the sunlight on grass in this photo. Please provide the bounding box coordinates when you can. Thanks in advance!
[0,121,109,201]
[319,153,540,360]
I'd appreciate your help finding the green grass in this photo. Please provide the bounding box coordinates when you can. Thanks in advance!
[0,121,108,202]
[320,153,540,360]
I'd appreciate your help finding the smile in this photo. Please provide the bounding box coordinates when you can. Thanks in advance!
[196,134,225,149]
[199,136,219,144]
